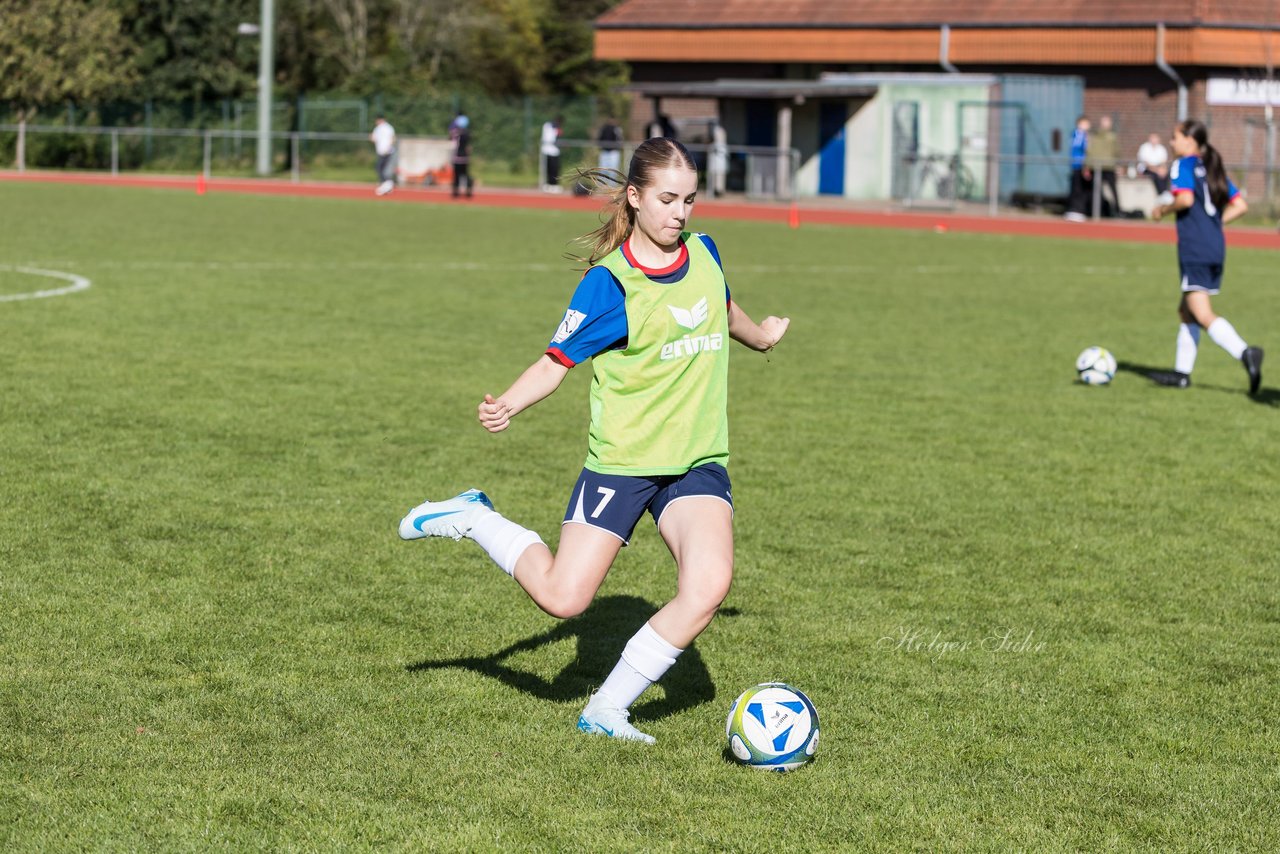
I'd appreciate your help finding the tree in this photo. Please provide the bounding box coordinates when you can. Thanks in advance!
[317,0,370,83]
[540,0,628,96]
[467,0,551,95]
[111,0,259,104]
[382,0,496,91]
[459,0,632,97]
[0,0,137,167]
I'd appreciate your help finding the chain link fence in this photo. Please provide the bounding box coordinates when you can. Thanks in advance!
[6,99,1275,216]
[896,148,1278,220]
[0,94,607,175]
[0,123,801,201]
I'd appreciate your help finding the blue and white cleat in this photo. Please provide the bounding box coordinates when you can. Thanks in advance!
[398,489,494,541]
[576,694,655,745]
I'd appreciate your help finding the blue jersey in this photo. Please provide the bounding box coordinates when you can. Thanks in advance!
[1070,128,1088,169]
[1170,155,1240,264]
[546,233,731,367]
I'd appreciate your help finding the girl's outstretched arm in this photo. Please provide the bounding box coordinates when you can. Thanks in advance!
[728,300,790,352]
[478,355,570,433]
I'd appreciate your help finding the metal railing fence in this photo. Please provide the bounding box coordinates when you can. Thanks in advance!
[0,94,611,172]
[544,138,800,200]
[896,148,1280,219]
[0,123,803,201]
[7,122,1277,216]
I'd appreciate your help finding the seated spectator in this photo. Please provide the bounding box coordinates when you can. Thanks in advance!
[1137,132,1170,194]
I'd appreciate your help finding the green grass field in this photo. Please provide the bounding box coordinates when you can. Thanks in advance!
[2,183,1278,851]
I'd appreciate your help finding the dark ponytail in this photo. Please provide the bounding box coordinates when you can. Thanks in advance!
[1179,119,1231,211]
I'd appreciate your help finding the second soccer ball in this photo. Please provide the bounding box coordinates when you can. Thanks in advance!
[1076,346,1117,385]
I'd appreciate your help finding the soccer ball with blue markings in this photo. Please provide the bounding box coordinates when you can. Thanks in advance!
[725,683,819,771]
[1076,346,1117,386]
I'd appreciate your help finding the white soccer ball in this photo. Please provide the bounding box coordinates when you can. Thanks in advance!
[725,682,819,771]
[1076,346,1117,385]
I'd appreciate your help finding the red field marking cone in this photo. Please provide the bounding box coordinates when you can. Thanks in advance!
[788,201,800,229]
[196,174,207,196]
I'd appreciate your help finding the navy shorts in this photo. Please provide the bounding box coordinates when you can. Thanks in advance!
[562,463,733,544]
[1180,261,1224,294]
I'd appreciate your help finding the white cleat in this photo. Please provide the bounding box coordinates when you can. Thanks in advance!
[398,489,494,541]
[576,694,655,745]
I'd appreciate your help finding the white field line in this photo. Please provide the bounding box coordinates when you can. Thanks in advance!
[0,266,92,302]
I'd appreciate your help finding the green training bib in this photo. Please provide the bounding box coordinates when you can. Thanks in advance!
[586,234,730,475]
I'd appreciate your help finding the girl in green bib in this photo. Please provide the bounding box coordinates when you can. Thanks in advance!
[399,138,790,744]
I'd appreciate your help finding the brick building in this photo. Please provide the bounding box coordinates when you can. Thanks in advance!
[594,0,1280,205]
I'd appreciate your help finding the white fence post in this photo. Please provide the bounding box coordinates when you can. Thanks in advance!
[16,119,25,173]
[111,130,119,175]
[988,151,999,217]
[203,130,212,179]
[291,133,300,182]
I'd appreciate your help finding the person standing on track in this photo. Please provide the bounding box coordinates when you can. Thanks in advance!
[541,115,563,192]
[451,115,473,199]
[370,114,396,196]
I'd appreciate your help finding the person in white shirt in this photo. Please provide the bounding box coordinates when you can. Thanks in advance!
[709,121,728,196]
[370,115,397,196]
[540,116,562,192]
[1137,132,1170,194]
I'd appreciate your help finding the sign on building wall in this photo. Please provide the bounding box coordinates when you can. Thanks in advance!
[1207,77,1280,106]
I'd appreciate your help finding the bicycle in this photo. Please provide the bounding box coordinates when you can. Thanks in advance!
[910,153,976,202]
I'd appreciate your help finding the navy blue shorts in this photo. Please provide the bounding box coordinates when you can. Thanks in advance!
[561,463,733,544]
[1180,261,1224,294]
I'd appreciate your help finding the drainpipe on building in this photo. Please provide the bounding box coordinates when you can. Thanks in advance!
[1155,22,1188,121]
[939,24,960,74]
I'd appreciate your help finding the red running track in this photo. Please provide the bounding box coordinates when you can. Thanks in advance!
[5,169,1280,251]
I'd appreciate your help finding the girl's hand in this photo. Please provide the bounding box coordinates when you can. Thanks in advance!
[759,316,791,350]
[478,393,512,433]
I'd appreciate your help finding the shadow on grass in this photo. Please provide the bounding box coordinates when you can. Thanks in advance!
[1117,360,1276,405]
[406,594,724,722]
[1250,388,1280,407]
[1116,359,1180,386]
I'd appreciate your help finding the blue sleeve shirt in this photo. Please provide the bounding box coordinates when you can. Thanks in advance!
[546,233,732,367]
[1170,155,1240,264]
[1070,128,1088,169]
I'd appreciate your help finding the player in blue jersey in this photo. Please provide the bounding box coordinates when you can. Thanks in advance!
[1150,119,1263,394]
[398,138,790,744]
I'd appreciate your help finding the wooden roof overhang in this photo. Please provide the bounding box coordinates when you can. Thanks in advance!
[596,24,1280,68]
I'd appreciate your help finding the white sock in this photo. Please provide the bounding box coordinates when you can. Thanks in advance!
[1175,323,1200,375]
[596,622,684,710]
[1208,317,1247,360]
[467,512,543,577]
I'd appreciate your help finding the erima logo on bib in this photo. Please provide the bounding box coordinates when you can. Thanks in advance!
[661,332,723,361]
[668,297,708,330]
[662,297,719,361]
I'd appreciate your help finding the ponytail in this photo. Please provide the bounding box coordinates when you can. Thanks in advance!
[1179,119,1231,211]
[566,168,633,266]
[1200,143,1231,212]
